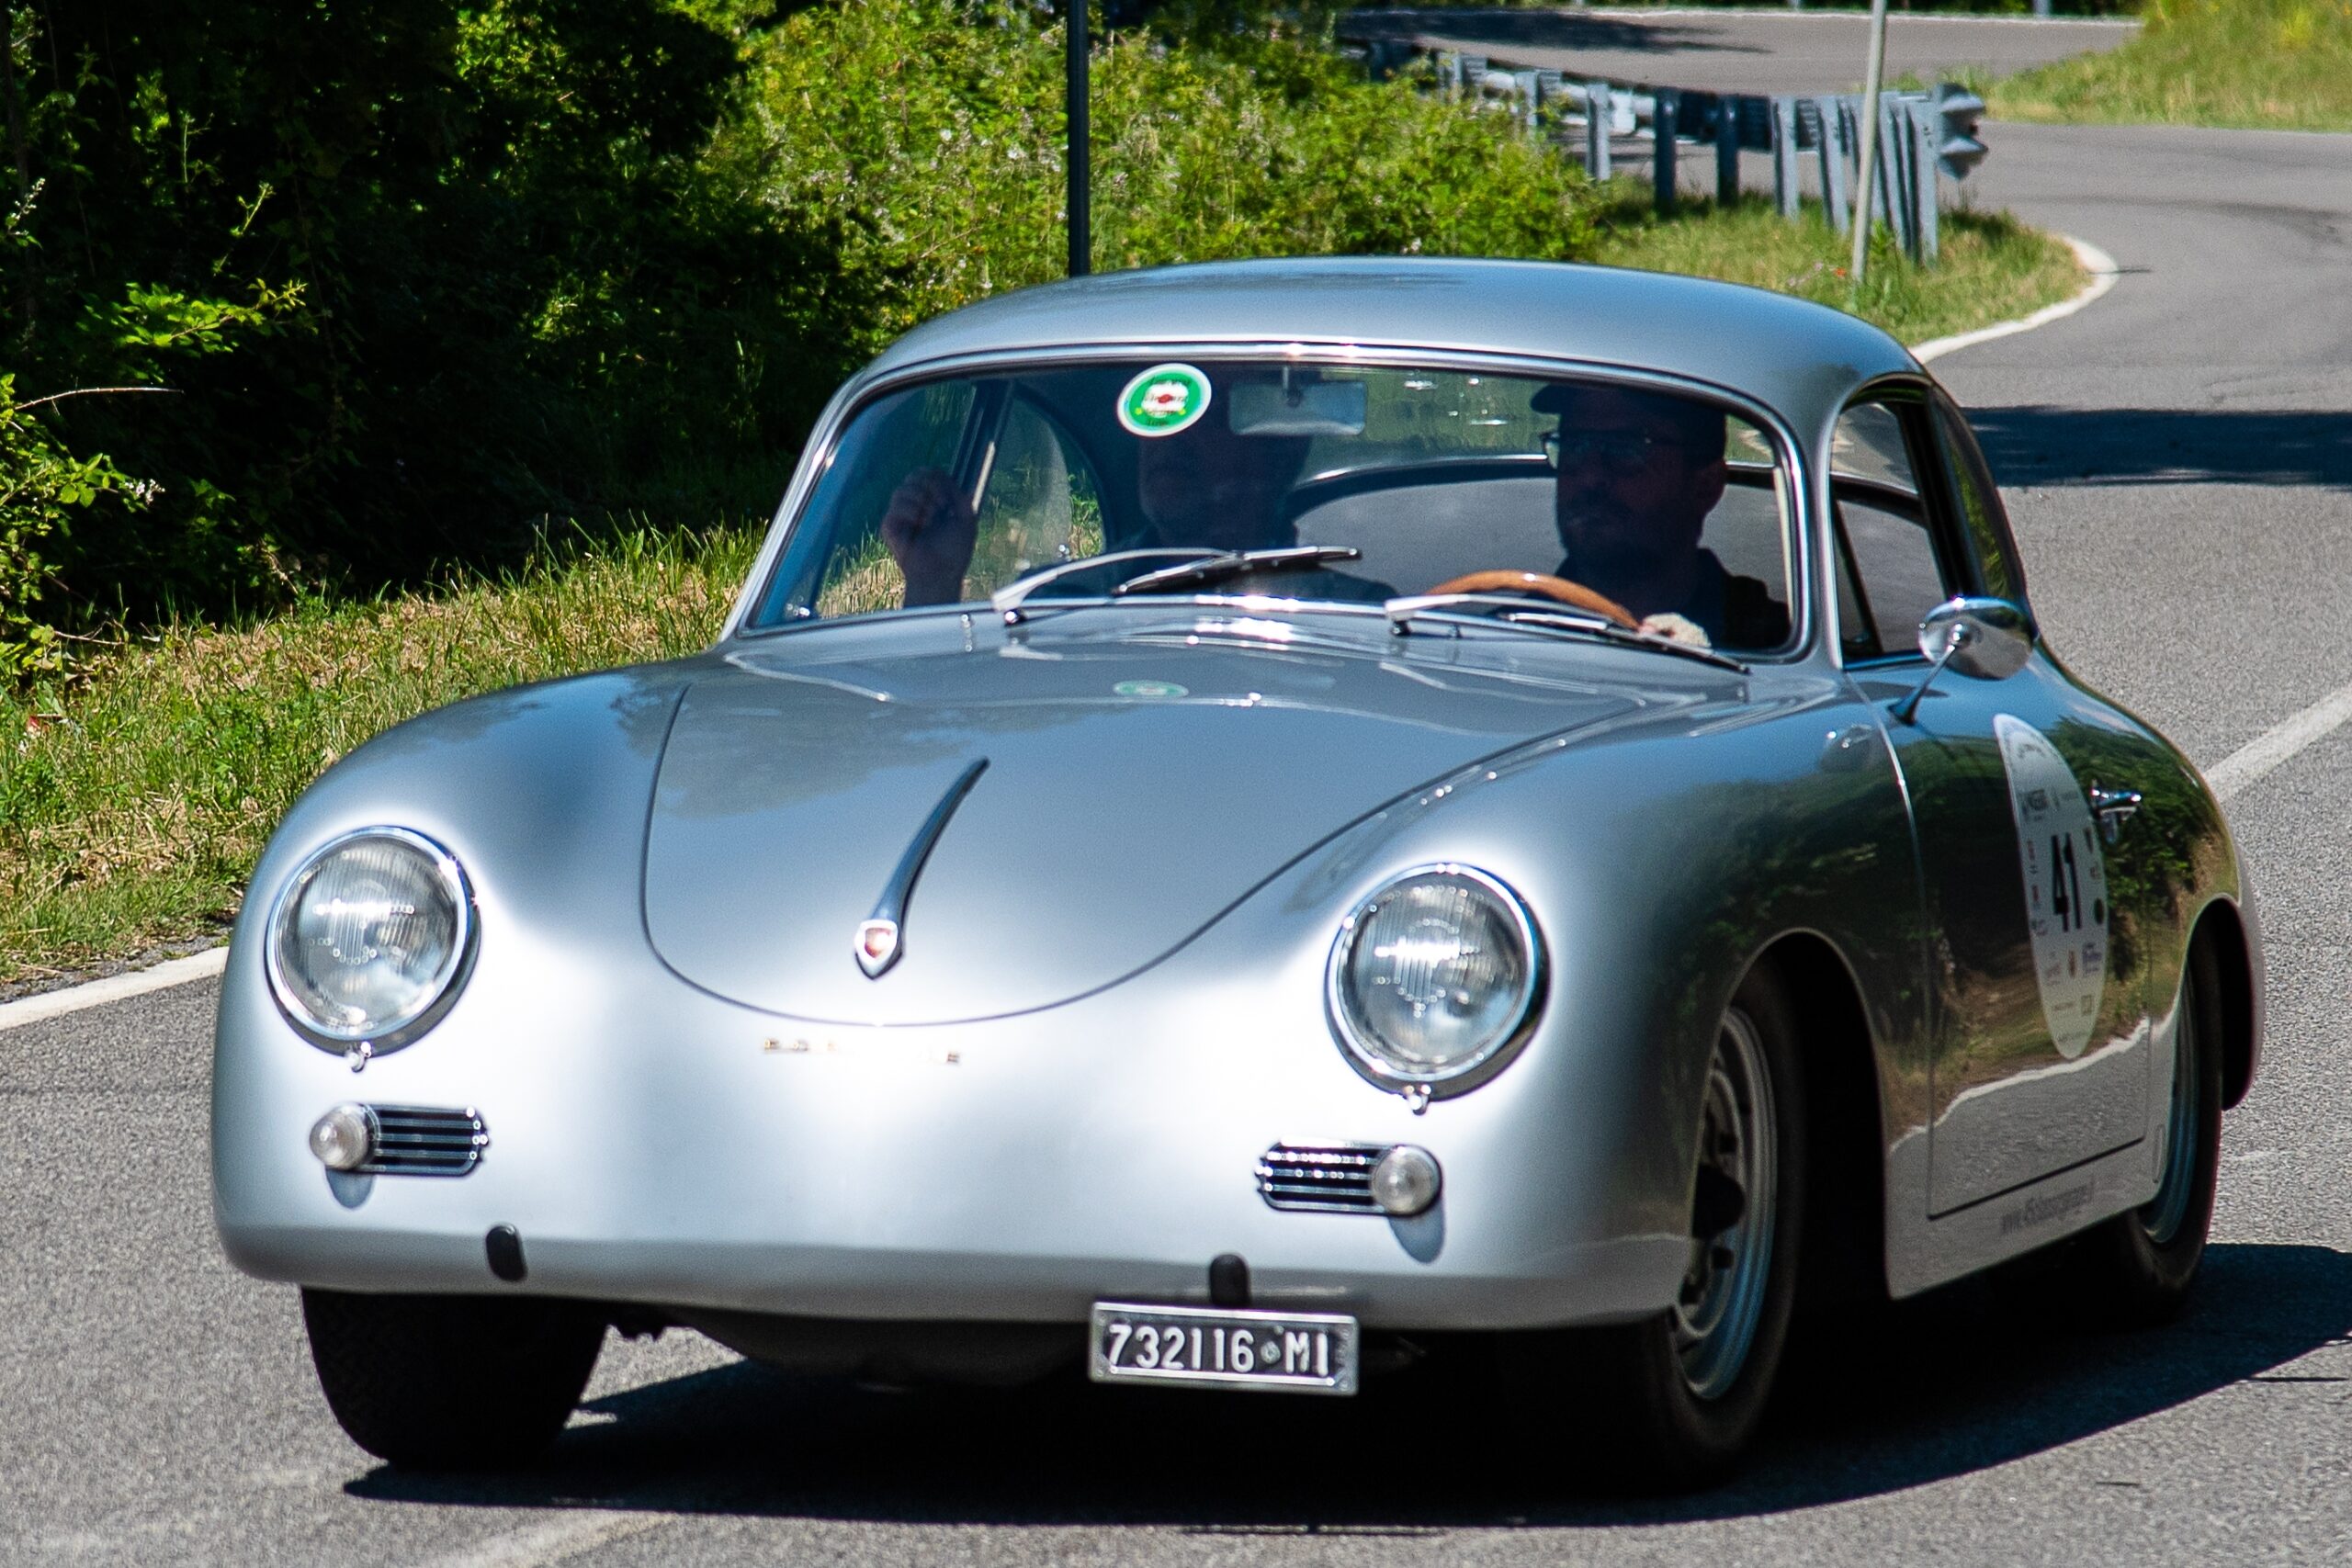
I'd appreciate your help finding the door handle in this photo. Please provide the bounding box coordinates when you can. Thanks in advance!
[1819,723,1879,772]
[2087,783,2142,843]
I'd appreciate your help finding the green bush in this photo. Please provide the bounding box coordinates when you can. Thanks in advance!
[717,0,1597,355]
[0,0,1596,670]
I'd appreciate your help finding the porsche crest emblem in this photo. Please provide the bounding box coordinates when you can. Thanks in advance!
[855,918,901,977]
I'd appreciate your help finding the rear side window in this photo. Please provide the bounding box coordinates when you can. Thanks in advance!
[1830,400,1962,662]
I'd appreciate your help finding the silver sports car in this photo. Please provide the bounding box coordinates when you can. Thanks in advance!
[211,258,2262,1487]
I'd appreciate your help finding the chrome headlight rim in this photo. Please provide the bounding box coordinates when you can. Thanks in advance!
[1325,862,1545,1099]
[265,825,477,1052]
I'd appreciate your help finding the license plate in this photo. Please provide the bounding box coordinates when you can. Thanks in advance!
[1088,1302,1359,1394]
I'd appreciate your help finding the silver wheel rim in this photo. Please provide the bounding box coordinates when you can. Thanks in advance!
[2141,974,2201,1246]
[1672,1007,1778,1402]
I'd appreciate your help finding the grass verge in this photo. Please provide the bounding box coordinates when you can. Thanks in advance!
[0,528,758,988]
[0,202,2086,989]
[1591,183,2085,345]
[1989,0,2352,131]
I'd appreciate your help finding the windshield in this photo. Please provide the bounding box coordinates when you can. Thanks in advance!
[747,356,1795,654]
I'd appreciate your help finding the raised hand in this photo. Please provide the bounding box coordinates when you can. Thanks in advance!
[878,467,978,607]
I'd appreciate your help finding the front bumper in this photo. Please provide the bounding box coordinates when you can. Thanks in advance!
[215,879,1693,1335]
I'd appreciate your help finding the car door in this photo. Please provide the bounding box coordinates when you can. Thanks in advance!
[1834,385,2160,1217]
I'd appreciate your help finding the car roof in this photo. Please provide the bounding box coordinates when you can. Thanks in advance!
[864,257,1920,439]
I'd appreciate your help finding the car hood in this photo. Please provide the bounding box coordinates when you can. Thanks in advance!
[642,629,1657,1023]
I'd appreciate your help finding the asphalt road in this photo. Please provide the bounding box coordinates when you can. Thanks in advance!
[1344,7,2138,94]
[9,28,2352,1568]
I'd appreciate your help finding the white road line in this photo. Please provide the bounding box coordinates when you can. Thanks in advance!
[416,1510,674,1568]
[1912,236,2120,365]
[0,946,226,1033]
[2208,680,2352,803]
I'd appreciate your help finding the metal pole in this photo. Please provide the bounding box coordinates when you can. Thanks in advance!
[1849,0,1890,285]
[1586,82,1611,179]
[1715,99,1740,209]
[1067,0,1090,277]
[1654,87,1680,216]
[1771,96,1799,219]
[1818,97,1849,234]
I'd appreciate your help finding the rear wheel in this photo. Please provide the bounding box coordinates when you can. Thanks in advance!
[2069,941,2223,1325]
[302,1289,605,1469]
[1508,964,1806,1491]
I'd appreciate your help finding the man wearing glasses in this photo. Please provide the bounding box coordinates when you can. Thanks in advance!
[1537,382,1791,651]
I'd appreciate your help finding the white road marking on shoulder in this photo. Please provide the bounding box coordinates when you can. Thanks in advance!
[1911,236,2120,365]
[0,945,227,1033]
[2207,679,2352,803]
[415,1510,674,1568]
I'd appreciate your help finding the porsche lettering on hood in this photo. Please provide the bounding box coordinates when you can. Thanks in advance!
[640,640,1646,1024]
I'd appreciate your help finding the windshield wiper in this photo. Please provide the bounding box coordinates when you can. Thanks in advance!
[990,547,1219,623]
[1383,593,1750,673]
[1112,545,1363,597]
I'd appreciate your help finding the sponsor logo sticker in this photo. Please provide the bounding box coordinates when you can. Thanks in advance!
[1113,679,1188,698]
[1994,715,2109,1059]
[1117,364,1213,438]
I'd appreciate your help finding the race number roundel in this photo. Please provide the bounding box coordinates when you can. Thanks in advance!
[1117,364,1213,438]
[1994,715,2109,1060]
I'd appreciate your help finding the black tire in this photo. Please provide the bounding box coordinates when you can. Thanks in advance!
[1505,964,1807,1492]
[2068,938,2224,1326]
[302,1289,606,1469]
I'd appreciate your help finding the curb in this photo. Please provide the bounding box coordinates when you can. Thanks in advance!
[1912,234,2120,364]
[0,947,227,1034]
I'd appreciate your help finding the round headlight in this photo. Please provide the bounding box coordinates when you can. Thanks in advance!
[1327,865,1542,1094]
[266,828,474,1049]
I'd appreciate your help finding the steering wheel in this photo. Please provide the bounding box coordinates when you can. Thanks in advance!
[1421,570,1640,630]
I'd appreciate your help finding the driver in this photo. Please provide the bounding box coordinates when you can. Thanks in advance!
[1537,383,1790,650]
[878,379,1393,608]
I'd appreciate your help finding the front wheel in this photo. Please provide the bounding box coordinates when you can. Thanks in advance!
[2069,940,2224,1325]
[303,1289,606,1469]
[1505,964,1806,1491]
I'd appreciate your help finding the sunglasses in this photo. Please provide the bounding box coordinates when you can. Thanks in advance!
[1541,428,1687,474]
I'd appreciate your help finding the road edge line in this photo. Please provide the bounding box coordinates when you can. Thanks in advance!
[0,946,228,1033]
[1911,234,2120,364]
[2209,680,2352,804]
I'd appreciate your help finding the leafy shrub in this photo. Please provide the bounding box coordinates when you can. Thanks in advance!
[716,0,1598,355]
[2,0,1598,670]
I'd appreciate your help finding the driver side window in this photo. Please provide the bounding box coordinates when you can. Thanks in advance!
[1831,399,1965,663]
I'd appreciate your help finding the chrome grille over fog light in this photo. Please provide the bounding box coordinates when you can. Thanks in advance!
[1258,1143,1442,1215]
[309,1104,487,1176]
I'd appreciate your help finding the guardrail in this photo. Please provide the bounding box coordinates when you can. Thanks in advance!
[1377,45,1986,265]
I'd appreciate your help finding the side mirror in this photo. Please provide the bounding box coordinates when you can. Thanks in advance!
[1892,597,2034,723]
[1917,596,2034,680]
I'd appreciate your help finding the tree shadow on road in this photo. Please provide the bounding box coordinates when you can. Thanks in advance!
[1969,407,2352,493]
[345,1242,2351,1530]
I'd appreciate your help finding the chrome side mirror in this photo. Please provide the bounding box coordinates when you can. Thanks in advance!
[1892,597,2034,724]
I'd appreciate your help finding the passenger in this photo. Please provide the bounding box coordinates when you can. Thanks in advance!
[1538,383,1790,650]
[879,379,1393,607]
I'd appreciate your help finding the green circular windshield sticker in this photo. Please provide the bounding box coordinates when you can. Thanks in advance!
[1117,364,1213,438]
[1114,679,1188,698]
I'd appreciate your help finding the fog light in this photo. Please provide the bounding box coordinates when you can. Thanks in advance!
[1370,1145,1442,1216]
[309,1103,378,1172]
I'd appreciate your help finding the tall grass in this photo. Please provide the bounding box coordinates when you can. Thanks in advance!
[1991,0,2352,130]
[0,526,758,984]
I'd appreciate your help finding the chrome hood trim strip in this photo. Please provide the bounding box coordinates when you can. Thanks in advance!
[855,758,989,977]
